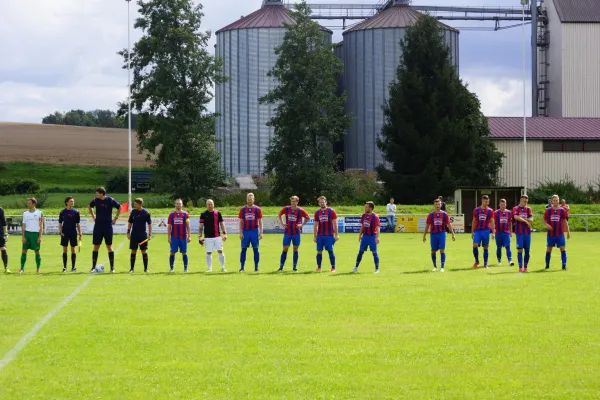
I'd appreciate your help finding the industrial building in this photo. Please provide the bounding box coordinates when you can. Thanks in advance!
[215,0,600,184]
[536,0,600,117]
[489,117,600,188]
[215,0,332,176]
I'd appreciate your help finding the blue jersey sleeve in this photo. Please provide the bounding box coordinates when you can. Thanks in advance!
[89,199,96,208]
[75,211,81,224]
[146,211,152,225]
[59,210,64,224]
[111,197,121,210]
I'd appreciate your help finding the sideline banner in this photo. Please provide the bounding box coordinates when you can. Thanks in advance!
[396,216,427,233]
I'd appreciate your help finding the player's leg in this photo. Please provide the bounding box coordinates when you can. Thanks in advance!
[181,239,189,272]
[495,233,503,265]
[545,237,554,269]
[217,248,226,272]
[251,231,260,272]
[371,239,379,273]
[69,235,77,272]
[240,230,250,272]
[559,237,567,270]
[326,237,336,272]
[129,237,138,272]
[61,235,69,272]
[316,237,324,272]
[291,234,300,271]
[431,234,439,271]
[353,238,367,272]
[20,235,29,272]
[279,235,291,271]
[105,226,115,273]
[1,237,9,273]
[472,231,480,268]
[516,234,524,271]
[169,238,177,272]
[91,226,103,273]
[523,235,531,271]
[32,232,41,272]
[482,232,490,268]
[439,233,447,271]
[140,239,149,273]
[505,234,513,265]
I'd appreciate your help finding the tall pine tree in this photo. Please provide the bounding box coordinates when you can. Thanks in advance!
[377,15,503,204]
[120,0,225,205]
[260,1,351,205]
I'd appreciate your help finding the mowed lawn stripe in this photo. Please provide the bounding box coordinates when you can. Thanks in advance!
[0,234,598,399]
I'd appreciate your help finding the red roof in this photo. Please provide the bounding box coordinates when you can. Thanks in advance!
[344,3,458,34]
[488,117,600,140]
[216,3,332,34]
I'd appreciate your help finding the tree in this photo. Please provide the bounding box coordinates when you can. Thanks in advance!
[120,0,225,205]
[376,15,503,204]
[260,1,351,205]
[41,111,64,125]
[41,109,137,129]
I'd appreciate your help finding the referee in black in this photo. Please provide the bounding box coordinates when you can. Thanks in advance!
[128,198,152,273]
[0,206,9,273]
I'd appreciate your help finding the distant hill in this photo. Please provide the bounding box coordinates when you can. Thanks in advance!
[0,122,150,167]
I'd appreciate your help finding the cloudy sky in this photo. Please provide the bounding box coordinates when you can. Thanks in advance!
[0,0,533,123]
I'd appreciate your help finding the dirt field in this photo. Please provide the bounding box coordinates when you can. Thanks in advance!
[0,122,151,166]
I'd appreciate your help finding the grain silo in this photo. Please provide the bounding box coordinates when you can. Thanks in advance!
[215,0,333,176]
[342,0,459,171]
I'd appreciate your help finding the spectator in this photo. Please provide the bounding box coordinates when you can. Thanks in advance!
[386,198,397,233]
[546,198,552,210]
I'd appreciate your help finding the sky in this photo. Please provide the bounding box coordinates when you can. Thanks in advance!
[0,0,533,123]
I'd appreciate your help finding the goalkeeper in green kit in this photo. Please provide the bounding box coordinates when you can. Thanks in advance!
[20,198,44,273]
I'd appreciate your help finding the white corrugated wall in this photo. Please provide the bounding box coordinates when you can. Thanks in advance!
[493,140,600,187]
[562,23,600,117]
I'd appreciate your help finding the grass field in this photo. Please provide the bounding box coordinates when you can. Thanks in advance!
[1,233,599,399]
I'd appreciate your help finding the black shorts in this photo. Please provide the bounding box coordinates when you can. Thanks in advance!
[93,224,113,246]
[0,236,5,248]
[130,236,148,251]
[60,233,78,247]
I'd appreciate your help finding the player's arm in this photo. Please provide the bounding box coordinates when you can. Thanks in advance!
[448,220,456,241]
[564,218,571,239]
[21,214,26,243]
[58,212,64,236]
[88,201,95,221]
[0,210,7,239]
[543,211,552,230]
[112,201,121,224]
[238,218,244,240]
[147,214,153,238]
[167,222,172,237]
[278,209,286,228]
[127,214,133,239]
[38,213,44,242]
[358,221,364,242]
[375,218,380,244]
[258,217,263,240]
[76,212,82,238]
[423,223,430,242]
[300,213,310,229]
[490,213,496,237]
[218,213,227,240]
[313,214,318,242]
[333,217,339,241]
[198,221,205,239]
[471,210,476,238]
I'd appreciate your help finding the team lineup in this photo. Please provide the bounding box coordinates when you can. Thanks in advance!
[0,189,572,274]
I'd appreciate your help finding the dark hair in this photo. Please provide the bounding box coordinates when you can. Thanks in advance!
[499,198,506,203]
[520,195,529,200]
[96,187,106,195]
[65,196,73,205]
[366,201,375,210]
[27,197,37,205]
[434,198,441,203]
[481,195,489,200]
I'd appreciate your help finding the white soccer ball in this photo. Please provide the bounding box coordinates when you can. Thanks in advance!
[96,264,105,273]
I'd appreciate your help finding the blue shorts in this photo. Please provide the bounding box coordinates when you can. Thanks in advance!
[93,223,113,246]
[430,232,446,251]
[473,229,490,247]
[283,234,301,247]
[170,237,188,253]
[316,236,335,252]
[359,235,377,252]
[547,236,566,248]
[495,232,511,248]
[241,229,259,248]
[516,234,531,250]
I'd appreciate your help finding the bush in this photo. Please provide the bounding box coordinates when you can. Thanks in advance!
[0,181,13,196]
[105,170,129,193]
[0,178,41,195]
[528,177,594,204]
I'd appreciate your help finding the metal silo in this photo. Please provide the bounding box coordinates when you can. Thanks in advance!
[342,0,459,171]
[215,0,333,176]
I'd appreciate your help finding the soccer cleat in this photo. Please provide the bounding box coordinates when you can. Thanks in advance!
[144,269,149,273]
[36,269,40,273]
[129,268,134,274]
[184,268,188,273]
[497,262,502,266]
[432,267,437,272]
[71,268,77,272]
[207,269,212,273]
[523,267,528,272]
[509,261,515,266]
[545,266,550,269]
[222,268,227,273]
[110,268,115,273]
[352,267,358,273]
[315,267,321,272]
[4,268,10,274]
[292,268,297,272]
[254,268,259,273]
[90,268,95,273]
[239,268,245,272]
[277,267,283,272]
[62,267,67,273]
[472,262,479,269]
[330,268,336,273]
[19,269,24,274]
[562,266,568,271]
[440,268,444,273]
[169,267,174,273]
[519,268,523,273]
[484,265,488,269]
[374,269,380,274]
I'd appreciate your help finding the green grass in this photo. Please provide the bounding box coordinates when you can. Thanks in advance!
[1,233,599,399]
[0,162,128,190]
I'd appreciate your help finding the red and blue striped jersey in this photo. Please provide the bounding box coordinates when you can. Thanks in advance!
[279,206,309,235]
[494,209,512,233]
[239,206,262,231]
[473,207,494,231]
[544,207,568,237]
[426,211,450,234]
[168,211,189,239]
[512,205,532,235]
[360,213,380,236]
[315,208,337,237]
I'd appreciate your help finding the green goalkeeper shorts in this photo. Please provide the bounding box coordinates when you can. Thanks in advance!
[23,231,40,251]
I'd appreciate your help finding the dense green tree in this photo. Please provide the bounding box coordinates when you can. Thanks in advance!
[119,0,225,205]
[41,109,137,129]
[260,1,351,205]
[377,15,503,204]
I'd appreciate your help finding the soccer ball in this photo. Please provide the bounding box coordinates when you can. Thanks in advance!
[95,264,105,273]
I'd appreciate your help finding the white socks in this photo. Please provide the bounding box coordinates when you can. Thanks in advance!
[206,254,213,270]
[218,253,225,269]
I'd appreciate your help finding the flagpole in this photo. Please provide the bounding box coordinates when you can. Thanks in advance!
[127,0,132,212]
[521,0,528,195]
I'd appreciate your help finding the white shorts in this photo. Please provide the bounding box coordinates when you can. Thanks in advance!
[204,237,223,252]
